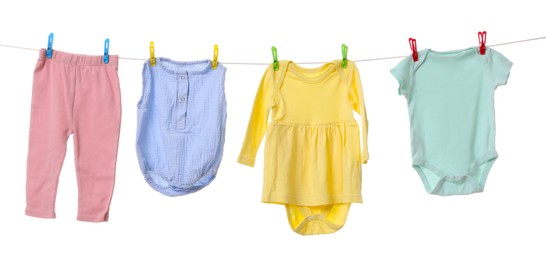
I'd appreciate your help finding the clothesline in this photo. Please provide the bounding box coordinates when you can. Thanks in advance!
[1,36,546,65]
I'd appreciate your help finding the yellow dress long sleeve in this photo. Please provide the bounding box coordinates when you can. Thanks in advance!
[238,60,368,235]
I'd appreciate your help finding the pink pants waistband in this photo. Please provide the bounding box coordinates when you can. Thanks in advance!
[38,48,118,67]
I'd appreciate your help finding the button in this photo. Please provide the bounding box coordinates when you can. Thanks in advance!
[179,96,186,102]
[180,75,186,80]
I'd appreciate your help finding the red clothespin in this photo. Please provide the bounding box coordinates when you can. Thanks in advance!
[409,38,418,62]
[478,31,487,55]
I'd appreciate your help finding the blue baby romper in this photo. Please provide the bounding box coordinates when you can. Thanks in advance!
[136,58,227,196]
[391,47,512,195]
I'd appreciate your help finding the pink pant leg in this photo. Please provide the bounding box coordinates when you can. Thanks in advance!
[73,63,121,222]
[26,54,75,219]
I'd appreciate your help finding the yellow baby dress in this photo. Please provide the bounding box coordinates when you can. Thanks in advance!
[238,60,368,235]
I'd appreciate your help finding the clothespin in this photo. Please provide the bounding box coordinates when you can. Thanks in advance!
[409,38,418,62]
[150,41,156,66]
[46,33,54,59]
[341,44,348,69]
[478,31,487,55]
[272,46,279,71]
[103,38,110,64]
[212,44,219,69]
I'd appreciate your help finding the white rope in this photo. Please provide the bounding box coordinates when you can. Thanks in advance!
[0,44,40,51]
[1,36,545,65]
[489,36,546,47]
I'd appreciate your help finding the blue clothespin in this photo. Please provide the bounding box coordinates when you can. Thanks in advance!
[103,38,110,64]
[46,33,54,59]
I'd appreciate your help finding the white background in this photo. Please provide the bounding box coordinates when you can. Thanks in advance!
[1,0,545,259]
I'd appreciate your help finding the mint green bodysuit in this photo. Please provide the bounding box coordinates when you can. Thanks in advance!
[391,47,512,195]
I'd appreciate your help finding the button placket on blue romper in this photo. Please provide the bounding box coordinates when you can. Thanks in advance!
[175,72,189,131]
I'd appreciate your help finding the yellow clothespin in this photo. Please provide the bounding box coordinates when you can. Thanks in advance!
[212,44,219,69]
[150,41,156,67]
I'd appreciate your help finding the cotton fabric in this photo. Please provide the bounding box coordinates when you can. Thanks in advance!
[238,60,368,235]
[26,49,121,222]
[136,58,227,196]
[391,47,512,195]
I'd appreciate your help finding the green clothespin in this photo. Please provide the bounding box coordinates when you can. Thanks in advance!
[341,44,348,69]
[272,46,279,71]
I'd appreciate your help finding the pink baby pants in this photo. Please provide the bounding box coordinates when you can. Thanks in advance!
[26,49,121,222]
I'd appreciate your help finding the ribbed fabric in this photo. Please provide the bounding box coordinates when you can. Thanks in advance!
[136,58,227,196]
[26,49,121,222]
